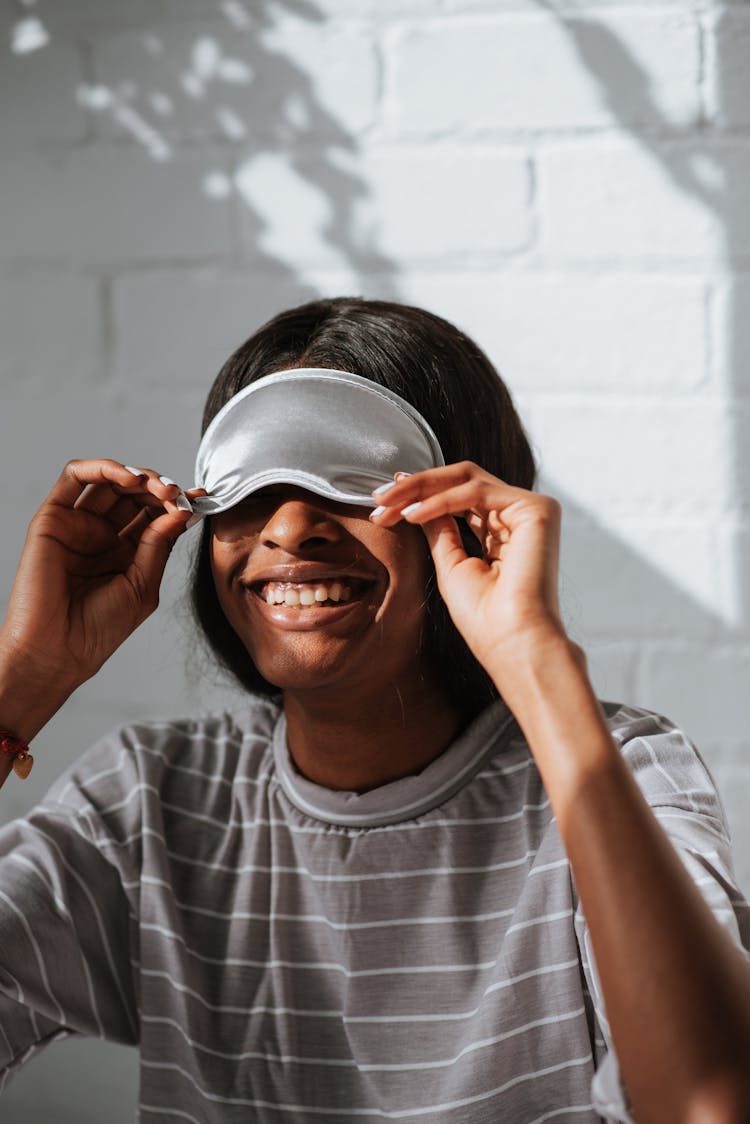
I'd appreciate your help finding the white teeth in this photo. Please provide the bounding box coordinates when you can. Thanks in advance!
[261,579,357,607]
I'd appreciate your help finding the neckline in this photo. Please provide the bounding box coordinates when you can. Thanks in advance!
[271,699,517,828]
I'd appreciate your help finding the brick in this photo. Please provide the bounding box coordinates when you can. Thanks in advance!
[112,270,324,388]
[0,148,233,264]
[635,643,750,750]
[0,385,205,605]
[575,643,638,705]
[90,17,377,144]
[557,513,725,640]
[394,272,708,394]
[706,11,750,127]
[728,404,750,515]
[1,41,87,144]
[525,398,734,518]
[236,147,531,267]
[540,139,750,261]
[386,12,699,134]
[0,272,102,385]
[714,277,750,394]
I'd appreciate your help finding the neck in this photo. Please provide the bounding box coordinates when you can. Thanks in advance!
[283,673,467,793]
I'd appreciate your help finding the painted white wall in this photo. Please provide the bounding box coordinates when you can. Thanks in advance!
[1,0,748,1117]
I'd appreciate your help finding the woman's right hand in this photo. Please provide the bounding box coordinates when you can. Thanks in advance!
[0,460,195,704]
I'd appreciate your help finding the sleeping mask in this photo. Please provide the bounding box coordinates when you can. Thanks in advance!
[190,367,445,517]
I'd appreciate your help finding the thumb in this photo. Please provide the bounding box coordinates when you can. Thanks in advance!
[420,514,468,587]
[126,510,189,606]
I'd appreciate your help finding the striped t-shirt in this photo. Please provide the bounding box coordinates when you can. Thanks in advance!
[0,697,747,1122]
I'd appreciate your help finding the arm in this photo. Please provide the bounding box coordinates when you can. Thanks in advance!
[0,459,194,790]
[371,464,750,1124]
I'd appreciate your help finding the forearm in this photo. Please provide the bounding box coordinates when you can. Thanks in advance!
[493,634,750,1124]
[0,644,76,790]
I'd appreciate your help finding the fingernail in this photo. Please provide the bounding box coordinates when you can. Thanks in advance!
[175,491,193,512]
[369,505,387,520]
[124,465,146,477]
[159,475,178,488]
[401,502,422,517]
[372,481,393,496]
[394,471,412,481]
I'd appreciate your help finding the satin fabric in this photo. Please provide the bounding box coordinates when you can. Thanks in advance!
[190,368,445,516]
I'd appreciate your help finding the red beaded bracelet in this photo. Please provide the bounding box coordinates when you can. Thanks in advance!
[0,729,34,779]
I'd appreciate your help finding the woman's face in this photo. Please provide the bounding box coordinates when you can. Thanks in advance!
[209,486,434,695]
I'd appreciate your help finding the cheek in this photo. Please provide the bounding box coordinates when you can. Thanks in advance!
[384,525,433,610]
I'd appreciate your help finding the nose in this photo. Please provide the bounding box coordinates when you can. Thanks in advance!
[260,495,344,553]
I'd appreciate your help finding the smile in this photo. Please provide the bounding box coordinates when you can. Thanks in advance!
[259,578,370,607]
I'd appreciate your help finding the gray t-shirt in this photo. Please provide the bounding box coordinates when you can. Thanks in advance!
[0,697,747,1122]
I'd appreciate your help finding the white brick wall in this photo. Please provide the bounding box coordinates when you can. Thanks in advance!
[1,1,749,1118]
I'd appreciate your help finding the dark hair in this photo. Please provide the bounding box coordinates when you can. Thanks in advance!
[190,297,537,719]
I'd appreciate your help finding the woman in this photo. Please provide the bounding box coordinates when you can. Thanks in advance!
[0,297,749,1122]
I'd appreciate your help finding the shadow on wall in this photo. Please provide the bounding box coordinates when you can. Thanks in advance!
[5,0,399,295]
[533,2,748,634]
[4,4,748,783]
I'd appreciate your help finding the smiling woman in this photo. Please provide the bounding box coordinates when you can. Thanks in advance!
[1,297,750,1123]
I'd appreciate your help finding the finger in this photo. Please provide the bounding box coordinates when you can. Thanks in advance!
[370,467,534,530]
[372,463,521,508]
[45,460,150,510]
[46,460,187,514]
[382,479,495,528]
[125,508,192,606]
[420,514,470,582]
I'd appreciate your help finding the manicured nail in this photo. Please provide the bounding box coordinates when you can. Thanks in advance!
[124,465,146,477]
[401,502,422,517]
[372,481,394,496]
[159,475,179,488]
[394,471,412,481]
[369,505,387,520]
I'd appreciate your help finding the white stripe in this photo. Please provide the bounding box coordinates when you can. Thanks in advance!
[654,810,728,844]
[505,908,574,937]
[87,799,553,864]
[358,1007,586,1072]
[141,954,501,1010]
[638,736,704,815]
[0,889,66,1026]
[140,1004,584,1072]
[476,756,534,779]
[137,845,537,890]
[528,858,569,877]
[6,853,103,1037]
[140,1107,203,1124]
[345,959,582,1022]
[139,1052,593,1117]
[28,824,135,1038]
[136,881,518,930]
[9,852,72,921]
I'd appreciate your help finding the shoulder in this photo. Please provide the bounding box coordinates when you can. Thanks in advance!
[599,700,724,822]
[41,695,283,818]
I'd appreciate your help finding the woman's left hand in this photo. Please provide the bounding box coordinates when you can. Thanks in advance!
[370,462,568,681]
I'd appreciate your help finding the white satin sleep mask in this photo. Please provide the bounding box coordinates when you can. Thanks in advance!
[190,367,445,517]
